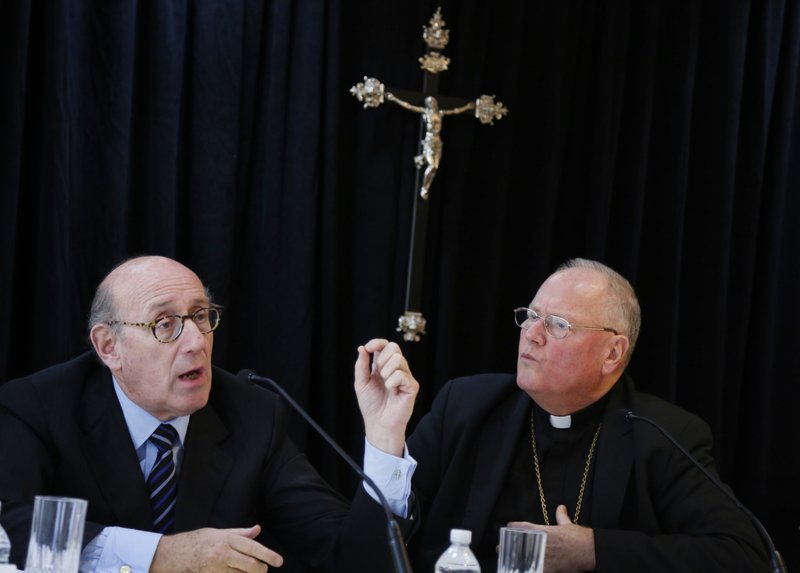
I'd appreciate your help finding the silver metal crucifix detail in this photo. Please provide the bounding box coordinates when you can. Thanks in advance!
[350,8,509,341]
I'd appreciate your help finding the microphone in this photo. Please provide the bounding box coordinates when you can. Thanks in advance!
[240,369,413,573]
[622,409,787,573]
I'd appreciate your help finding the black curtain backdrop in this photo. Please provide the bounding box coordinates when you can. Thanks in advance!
[2,0,799,569]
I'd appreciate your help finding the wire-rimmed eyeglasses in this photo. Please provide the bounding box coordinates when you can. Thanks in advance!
[108,307,222,343]
[513,307,618,340]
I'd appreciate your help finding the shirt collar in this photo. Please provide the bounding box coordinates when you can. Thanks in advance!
[112,376,190,450]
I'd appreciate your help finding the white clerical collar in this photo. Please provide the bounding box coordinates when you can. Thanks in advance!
[549,414,572,429]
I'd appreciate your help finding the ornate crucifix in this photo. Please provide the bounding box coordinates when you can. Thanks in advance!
[351,8,508,342]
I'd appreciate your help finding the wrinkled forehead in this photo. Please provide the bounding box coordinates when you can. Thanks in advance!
[106,257,208,316]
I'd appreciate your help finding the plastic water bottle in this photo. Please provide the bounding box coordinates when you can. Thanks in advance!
[434,528,481,572]
[0,501,11,564]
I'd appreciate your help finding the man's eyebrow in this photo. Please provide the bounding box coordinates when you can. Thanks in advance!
[144,298,211,315]
[531,305,569,318]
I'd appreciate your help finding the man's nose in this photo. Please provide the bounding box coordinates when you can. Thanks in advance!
[524,319,546,343]
[180,318,207,348]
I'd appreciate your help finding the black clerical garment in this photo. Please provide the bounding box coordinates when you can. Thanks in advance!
[406,373,769,573]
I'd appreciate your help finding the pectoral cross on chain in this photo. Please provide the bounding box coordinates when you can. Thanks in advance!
[351,7,508,342]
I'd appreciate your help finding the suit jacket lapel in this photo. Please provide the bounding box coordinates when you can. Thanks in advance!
[590,379,633,528]
[463,389,531,542]
[174,401,233,531]
[79,368,154,529]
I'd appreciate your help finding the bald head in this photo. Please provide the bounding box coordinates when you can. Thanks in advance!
[88,256,210,334]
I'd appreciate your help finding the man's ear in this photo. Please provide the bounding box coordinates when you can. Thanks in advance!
[90,324,121,371]
[602,335,630,375]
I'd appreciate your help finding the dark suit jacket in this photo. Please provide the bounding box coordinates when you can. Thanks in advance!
[407,373,769,572]
[0,351,406,572]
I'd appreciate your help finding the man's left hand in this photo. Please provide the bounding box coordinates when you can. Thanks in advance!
[354,338,419,457]
[508,505,596,573]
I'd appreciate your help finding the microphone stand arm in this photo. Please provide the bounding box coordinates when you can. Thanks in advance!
[248,372,413,573]
[625,411,787,573]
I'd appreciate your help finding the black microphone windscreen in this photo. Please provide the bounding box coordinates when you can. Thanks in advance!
[616,408,634,421]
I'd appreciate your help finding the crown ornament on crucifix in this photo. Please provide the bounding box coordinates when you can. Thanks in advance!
[420,7,450,71]
[350,7,509,342]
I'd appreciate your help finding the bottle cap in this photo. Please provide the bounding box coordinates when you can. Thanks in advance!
[450,528,472,544]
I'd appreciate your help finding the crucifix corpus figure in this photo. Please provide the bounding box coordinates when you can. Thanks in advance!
[351,79,509,199]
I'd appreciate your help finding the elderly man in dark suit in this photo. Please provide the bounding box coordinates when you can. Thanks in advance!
[406,258,770,573]
[0,255,419,572]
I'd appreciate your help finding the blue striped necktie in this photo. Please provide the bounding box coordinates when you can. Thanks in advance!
[147,423,179,533]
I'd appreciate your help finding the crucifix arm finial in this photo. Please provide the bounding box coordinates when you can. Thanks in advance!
[350,77,385,108]
[474,94,509,125]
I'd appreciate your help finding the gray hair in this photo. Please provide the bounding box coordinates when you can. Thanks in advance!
[87,257,131,335]
[556,258,641,365]
[87,279,117,333]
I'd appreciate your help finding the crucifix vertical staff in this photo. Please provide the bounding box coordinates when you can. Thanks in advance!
[351,8,508,342]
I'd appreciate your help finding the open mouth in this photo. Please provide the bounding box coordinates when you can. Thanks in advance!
[179,368,203,381]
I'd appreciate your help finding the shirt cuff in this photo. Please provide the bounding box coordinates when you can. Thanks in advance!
[362,437,417,518]
[81,527,162,573]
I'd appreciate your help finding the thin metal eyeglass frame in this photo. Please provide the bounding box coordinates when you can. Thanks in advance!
[513,307,619,339]
[108,306,223,343]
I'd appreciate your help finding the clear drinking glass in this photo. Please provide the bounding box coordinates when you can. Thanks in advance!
[25,496,88,573]
[497,527,547,573]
